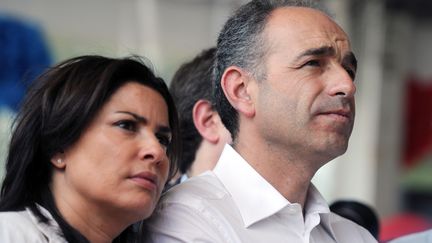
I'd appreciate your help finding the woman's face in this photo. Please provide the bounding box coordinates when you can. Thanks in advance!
[55,82,171,222]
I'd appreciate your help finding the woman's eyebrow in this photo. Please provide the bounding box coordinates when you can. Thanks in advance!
[115,111,147,124]
[116,111,171,133]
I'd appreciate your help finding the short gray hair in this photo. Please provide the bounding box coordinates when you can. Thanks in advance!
[213,0,324,141]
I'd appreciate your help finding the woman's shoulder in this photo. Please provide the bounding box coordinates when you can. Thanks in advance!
[0,209,34,227]
[0,209,48,242]
[0,207,66,242]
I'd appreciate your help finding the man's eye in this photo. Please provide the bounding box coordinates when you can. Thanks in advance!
[303,60,320,67]
[344,67,356,81]
[115,120,137,132]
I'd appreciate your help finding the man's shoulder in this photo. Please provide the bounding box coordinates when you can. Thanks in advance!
[327,212,364,229]
[144,172,236,242]
[149,171,237,229]
[161,171,227,204]
[327,212,378,242]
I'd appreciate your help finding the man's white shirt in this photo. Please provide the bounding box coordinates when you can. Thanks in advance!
[145,144,377,243]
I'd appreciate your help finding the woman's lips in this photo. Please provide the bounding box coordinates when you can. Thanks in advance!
[129,171,158,191]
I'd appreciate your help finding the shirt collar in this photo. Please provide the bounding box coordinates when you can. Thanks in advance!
[305,184,331,216]
[304,184,337,239]
[214,144,289,227]
[214,144,335,235]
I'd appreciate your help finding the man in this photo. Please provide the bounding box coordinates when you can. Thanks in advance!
[169,47,231,183]
[146,0,377,242]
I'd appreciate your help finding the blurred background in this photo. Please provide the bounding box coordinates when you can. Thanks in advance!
[0,0,431,241]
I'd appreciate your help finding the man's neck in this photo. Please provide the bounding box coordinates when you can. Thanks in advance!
[234,132,318,208]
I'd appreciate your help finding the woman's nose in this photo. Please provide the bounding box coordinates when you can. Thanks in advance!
[137,136,166,165]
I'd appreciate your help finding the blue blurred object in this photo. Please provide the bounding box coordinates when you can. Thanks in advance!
[0,15,52,111]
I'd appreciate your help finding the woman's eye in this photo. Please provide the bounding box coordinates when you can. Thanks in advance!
[156,134,171,148]
[115,120,137,132]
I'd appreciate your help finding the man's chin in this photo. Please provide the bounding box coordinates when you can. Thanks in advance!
[316,138,349,160]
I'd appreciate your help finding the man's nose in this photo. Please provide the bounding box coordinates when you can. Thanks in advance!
[327,65,356,98]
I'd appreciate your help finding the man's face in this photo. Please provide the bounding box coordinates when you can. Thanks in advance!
[254,7,357,164]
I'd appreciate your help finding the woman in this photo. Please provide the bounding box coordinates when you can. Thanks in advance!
[0,55,180,242]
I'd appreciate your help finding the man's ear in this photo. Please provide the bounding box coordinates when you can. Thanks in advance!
[193,100,220,144]
[50,152,66,169]
[220,66,255,118]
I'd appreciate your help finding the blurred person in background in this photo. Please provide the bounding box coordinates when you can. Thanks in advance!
[168,47,231,186]
[389,229,432,243]
[330,200,380,239]
[0,55,180,242]
[0,15,52,181]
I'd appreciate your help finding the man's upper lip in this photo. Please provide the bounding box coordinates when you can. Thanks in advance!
[130,171,158,185]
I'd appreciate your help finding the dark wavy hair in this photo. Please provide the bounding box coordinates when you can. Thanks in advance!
[0,55,180,242]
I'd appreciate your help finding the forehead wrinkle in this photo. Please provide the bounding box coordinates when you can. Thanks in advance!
[295,45,335,61]
[293,44,347,68]
[288,29,350,57]
[264,7,352,67]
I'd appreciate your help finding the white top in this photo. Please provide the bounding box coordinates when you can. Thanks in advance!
[145,144,377,243]
[389,230,432,243]
[0,205,67,242]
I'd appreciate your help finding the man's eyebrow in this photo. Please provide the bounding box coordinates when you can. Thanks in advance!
[342,52,357,71]
[294,46,336,62]
[116,111,171,133]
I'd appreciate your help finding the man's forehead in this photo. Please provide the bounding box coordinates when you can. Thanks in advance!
[268,7,346,34]
[268,6,335,26]
[264,6,352,54]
